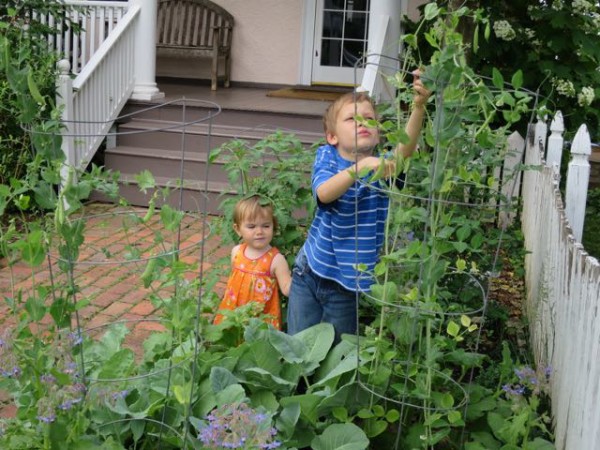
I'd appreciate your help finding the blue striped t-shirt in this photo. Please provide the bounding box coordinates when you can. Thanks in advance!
[303,144,389,292]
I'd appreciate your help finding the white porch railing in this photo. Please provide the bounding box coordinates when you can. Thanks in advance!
[519,113,600,450]
[35,1,129,75]
[54,2,139,171]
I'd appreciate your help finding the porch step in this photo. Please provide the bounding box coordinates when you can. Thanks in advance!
[114,118,321,152]
[99,96,324,214]
[94,174,233,215]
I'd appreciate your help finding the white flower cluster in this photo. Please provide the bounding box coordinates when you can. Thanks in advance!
[523,28,536,40]
[573,0,594,14]
[493,20,516,41]
[551,0,564,11]
[578,86,595,106]
[552,78,576,98]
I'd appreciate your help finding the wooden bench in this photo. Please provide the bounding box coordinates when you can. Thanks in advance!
[156,0,233,90]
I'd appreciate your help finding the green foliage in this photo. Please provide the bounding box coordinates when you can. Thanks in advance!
[0,3,558,449]
[209,131,317,264]
[0,0,79,212]
[582,187,600,259]
[405,0,600,139]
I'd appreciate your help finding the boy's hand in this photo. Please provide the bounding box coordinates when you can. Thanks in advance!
[412,69,431,107]
[355,156,396,179]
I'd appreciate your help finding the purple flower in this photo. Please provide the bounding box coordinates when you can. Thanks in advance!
[68,331,84,346]
[41,374,57,384]
[37,413,56,423]
[502,384,525,396]
[111,390,129,401]
[197,402,280,449]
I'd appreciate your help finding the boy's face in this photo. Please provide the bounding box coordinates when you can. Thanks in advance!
[326,100,379,159]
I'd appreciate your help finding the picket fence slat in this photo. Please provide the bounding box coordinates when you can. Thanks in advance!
[520,113,600,450]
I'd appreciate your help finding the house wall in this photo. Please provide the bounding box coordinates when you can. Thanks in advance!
[155,0,428,86]
[156,0,304,86]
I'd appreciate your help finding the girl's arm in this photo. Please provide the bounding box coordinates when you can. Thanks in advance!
[230,244,240,265]
[271,253,292,297]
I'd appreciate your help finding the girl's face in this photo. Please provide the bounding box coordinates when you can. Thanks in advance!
[233,212,274,253]
[326,100,379,159]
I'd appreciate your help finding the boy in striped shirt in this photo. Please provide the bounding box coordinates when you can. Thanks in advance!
[286,71,430,342]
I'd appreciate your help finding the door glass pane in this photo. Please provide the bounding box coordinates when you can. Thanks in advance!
[324,0,345,10]
[323,11,343,38]
[350,0,369,11]
[321,39,341,66]
[342,40,364,67]
[344,12,367,40]
[319,0,369,68]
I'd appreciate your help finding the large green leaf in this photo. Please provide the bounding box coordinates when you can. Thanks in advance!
[294,322,335,372]
[280,394,323,425]
[98,349,135,379]
[268,329,306,364]
[311,423,369,450]
[312,347,358,389]
[243,367,296,394]
[315,339,355,380]
[276,403,301,440]
[215,383,245,406]
[209,366,238,392]
[237,339,283,375]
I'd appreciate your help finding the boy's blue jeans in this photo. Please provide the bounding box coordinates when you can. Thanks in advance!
[286,247,358,343]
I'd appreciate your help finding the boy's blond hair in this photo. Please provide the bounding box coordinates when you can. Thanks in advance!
[322,91,376,134]
[233,195,277,230]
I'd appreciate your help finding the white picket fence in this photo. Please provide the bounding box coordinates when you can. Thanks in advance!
[517,113,600,450]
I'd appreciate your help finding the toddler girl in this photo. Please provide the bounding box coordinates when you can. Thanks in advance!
[214,195,291,329]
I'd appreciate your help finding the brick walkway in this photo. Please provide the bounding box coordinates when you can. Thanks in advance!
[0,201,228,354]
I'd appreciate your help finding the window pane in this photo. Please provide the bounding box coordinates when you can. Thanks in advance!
[321,39,342,67]
[324,0,345,10]
[344,12,367,40]
[341,40,363,67]
[323,11,343,38]
[349,0,369,12]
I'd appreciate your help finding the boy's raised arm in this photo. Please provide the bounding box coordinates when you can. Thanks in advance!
[396,69,431,159]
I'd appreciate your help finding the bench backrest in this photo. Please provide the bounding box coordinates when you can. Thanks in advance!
[157,0,233,49]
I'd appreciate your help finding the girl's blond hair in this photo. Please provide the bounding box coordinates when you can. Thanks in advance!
[233,195,277,230]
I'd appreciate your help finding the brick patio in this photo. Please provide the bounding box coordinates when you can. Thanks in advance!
[0,201,229,352]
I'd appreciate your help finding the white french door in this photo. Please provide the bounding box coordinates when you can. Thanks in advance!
[311,0,370,86]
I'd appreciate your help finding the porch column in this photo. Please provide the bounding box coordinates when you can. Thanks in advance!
[129,0,164,100]
[368,0,401,59]
[361,0,402,101]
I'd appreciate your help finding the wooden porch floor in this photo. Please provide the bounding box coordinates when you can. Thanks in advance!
[153,78,334,117]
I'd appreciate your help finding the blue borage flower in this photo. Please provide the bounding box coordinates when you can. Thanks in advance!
[197,402,281,449]
[40,373,57,384]
[67,331,84,346]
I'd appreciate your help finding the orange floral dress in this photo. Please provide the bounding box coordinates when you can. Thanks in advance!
[214,244,282,329]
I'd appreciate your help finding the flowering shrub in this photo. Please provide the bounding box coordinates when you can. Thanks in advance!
[406,0,600,139]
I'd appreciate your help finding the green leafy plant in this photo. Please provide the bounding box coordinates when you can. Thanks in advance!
[208,132,317,264]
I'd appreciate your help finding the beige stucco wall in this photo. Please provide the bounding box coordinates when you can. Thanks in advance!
[156,0,427,86]
[406,0,428,22]
[157,0,304,86]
